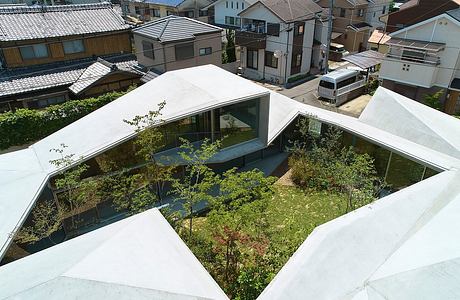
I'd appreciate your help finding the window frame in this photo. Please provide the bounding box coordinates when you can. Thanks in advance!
[62,39,85,55]
[264,51,278,68]
[294,23,304,36]
[175,42,195,61]
[267,23,280,36]
[340,8,346,17]
[247,49,258,69]
[142,40,155,59]
[19,43,49,60]
[199,47,212,56]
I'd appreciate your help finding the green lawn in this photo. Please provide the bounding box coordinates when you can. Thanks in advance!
[264,186,349,267]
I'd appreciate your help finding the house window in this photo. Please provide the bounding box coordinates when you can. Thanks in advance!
[231,1,233,8]
[142,40,155,59]
[180,10,194,17]
[382,5,386,14]
[135,6,140,14]
[226,1,228,8]
[199,10,208,16]
[175,42,194,60]
[28,94,66,109]
[225,16,240,26]
[242,2,244,9]
[247,49,258,69]
[63,40,85,54]
[340,8,346,17]
[294,23,304,36]
[199,47,212,56]
[151,8,160,17]
[19,44,49,60]
[265,51,278,68]
[267,23,280,36]
[358,9,364,17]
[167,10,174,15]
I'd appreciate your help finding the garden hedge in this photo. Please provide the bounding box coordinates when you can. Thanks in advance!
[0,90,129,150]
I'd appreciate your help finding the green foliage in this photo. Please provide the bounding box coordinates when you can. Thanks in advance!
[0,88,132,150]
[225,30,236,63]
[287,73,311,83]
[289,118,380,211]
[15,200,64,244]
[366,78,380,95]
[423,90,444,111]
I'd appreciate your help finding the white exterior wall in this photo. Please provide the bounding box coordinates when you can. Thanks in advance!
[213,0,251,26]
[238,3,315,84]
[381,15,460,89]
[365,0,388,29]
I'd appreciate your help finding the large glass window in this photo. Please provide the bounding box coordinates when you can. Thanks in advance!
[217,98,260,148]
[63,40,85,54]
[20,44,49,60]
[161,112,211,150]
[385,152,425,190]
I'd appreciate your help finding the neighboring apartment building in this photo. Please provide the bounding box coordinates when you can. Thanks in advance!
[0,3,143,111]
[379,8,460,114]
[317,0,372,52]
[236,0,324,84]
[121,0,213,23]
[384,0,460,33]
[133,16,223,73]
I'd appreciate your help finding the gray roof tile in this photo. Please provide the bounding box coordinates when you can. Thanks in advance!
[0,3,131,42]
[241,0,322,22]
[133,15,222,43]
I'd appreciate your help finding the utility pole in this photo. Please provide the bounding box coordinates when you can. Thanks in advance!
[324,0,334,74]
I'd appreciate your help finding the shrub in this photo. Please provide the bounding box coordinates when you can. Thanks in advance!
[0,89,132,150]
[287,73,311,83]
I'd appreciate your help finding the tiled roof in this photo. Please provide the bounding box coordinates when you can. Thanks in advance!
[0,2,130,42]
[0,55,140,98]
[133,15,222,43]
[144,0,185,6]
[140,70,161,83]
[242,0,322,23]
[69,58,143,95]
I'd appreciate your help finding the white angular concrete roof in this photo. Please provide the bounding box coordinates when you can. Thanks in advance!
[258,169,460,300]
[360,87,460,160]
[2,66,460,299]
[0,208,228,300]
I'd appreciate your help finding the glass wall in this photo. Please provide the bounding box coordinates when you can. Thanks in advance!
[385,152,425,190]
[161,112,212,150]
[217,98,259,148]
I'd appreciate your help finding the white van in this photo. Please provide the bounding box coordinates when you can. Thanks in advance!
[318,69,365,106]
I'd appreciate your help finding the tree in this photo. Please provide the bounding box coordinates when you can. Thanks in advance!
[225,30,236,63]
[423,90,444,111]
[15,200,64,245]
[171,138,220,238]
[50,143,98,230]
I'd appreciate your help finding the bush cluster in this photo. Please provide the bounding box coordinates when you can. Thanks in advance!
[0,90,130,150]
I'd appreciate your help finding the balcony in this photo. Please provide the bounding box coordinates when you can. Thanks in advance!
[235,31,267,49]
[380,57,439,88]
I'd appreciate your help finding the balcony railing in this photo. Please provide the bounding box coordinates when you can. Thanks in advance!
[235,30,266,49]
[386,53,441,65]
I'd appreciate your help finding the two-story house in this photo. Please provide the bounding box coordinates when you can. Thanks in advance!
[379,8,460,114]
[0,3,143,111]
[235,0,324,84]
[317,0,372,52]
[121,0,213,23]
[365,0,389,29]
[133,16,223,73]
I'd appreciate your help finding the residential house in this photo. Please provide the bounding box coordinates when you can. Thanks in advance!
[384,0,460,33]
[133,16,223,73]
[121,0,213,23]
[202,0,255,28]
[317,0,372,52]
[236,0,324,84]
[0,3,143,111]
[367,29,390,53]
[379,8,460,114]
